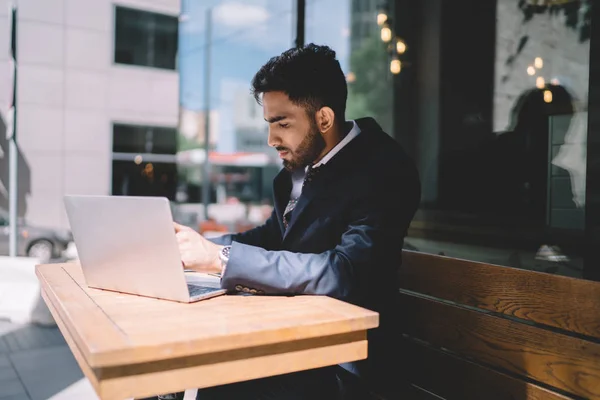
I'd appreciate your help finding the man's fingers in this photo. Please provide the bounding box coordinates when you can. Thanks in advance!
[175,231,188,243]
[177,239,194,253]
[173,222,191,233]
[180,251,195,266]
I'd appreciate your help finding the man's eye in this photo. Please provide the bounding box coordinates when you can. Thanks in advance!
[279,123,289,128]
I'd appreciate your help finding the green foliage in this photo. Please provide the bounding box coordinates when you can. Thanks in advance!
[346,35,393,132]
[177,132,203,152]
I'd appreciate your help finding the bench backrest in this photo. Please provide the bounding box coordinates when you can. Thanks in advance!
[397,250,600,400]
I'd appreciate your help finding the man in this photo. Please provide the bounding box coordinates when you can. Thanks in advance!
[175,44,420,399]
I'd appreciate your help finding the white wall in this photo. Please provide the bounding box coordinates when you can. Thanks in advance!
[0,0,179,229]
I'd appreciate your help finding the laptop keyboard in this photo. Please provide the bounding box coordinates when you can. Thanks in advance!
[187,284,221,297]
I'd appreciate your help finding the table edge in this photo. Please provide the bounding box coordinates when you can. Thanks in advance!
[36,263,380,368]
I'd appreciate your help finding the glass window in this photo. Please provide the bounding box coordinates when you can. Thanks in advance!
[112,160,177,199]
[111,124,178,200]
[306,0,597,279]
[112,124,148,154]
[112,124,177,155]
[306,0,394,134]
[152,127,179,155]
[177,0,294,209]
[386,0,594,278]
[114,6,178,70]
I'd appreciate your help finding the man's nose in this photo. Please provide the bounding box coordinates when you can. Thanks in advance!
[267,129,279,148]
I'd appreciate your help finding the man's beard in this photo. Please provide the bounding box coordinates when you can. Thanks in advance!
[281,121,325,171]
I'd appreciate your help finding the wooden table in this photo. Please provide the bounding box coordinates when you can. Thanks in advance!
[36,263,379,400]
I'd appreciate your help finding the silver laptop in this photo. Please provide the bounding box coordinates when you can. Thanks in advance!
[63,195,227,303]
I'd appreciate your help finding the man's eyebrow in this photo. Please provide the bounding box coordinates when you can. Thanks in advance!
[265,115,287,123]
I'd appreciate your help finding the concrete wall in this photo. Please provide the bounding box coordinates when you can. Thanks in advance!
[0,0,180,230]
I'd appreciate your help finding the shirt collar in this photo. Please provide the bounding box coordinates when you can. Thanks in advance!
[310,120,360,170]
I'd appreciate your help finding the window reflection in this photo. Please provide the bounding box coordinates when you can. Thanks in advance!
[392,0,592,277]
[307,0,593,277]
[112,124,178,199]
[306,0,393,133]
[175,0,293,225]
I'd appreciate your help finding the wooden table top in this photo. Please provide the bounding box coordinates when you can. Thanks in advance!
[36,263,379,369]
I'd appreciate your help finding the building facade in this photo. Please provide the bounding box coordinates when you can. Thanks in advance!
[0,0,180,229]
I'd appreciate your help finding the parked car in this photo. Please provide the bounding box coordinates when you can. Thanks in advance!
[0,208,72,261]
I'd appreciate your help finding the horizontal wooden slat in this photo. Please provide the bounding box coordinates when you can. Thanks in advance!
[398,336,573,400]
[398,292,600,399]
[400,250,600,338]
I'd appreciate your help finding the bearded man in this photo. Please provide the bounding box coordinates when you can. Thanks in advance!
[173,43,421,400]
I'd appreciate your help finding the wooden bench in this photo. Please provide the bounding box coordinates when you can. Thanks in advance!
[377,250,600,400]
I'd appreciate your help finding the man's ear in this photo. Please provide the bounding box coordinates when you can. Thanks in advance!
[315,107,335,134]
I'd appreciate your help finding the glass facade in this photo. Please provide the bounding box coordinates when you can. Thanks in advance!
[0,0,597,280]
[306,0,597,280]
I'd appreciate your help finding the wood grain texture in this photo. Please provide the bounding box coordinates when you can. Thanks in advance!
[35,264,130,366]
[36,262,378,399]
[98,334,366,400]
[400,250,600,338]
[398,336,573,400]
[398,292,600,399]
[36,263,378,367]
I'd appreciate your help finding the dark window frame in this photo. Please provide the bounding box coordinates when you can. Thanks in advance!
[113,5,179,71]
[112,123,178,155]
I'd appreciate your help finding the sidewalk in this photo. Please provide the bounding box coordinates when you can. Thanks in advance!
[0,319,95,400]
[0,320,201,400]
[0,320,200,400]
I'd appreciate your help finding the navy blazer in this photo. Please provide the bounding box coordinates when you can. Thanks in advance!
[211,117,421,389]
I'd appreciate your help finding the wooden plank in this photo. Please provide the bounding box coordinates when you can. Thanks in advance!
[398,337,573,400]
[96,332,367,400]
[47,279,367,400]
[36,263,378,368]
[400,250,600,338]
[35,264,130,367]
[398,292,600,399]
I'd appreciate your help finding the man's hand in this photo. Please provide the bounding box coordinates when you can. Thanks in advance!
[174,222,223,274]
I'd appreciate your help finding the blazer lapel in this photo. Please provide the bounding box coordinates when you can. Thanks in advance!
[282,182,319,242]
[279,125,370,241]
[273,168,291,236]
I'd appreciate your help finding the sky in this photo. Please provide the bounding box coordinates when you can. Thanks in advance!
[178,0,351,152]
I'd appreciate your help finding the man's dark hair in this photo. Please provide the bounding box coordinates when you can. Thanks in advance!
[251,43,348,123]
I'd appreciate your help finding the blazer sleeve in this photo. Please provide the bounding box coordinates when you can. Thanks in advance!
[220,183,418,301]
[208,208,281,250]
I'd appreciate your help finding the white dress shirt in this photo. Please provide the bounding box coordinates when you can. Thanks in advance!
[289,120,361,201]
